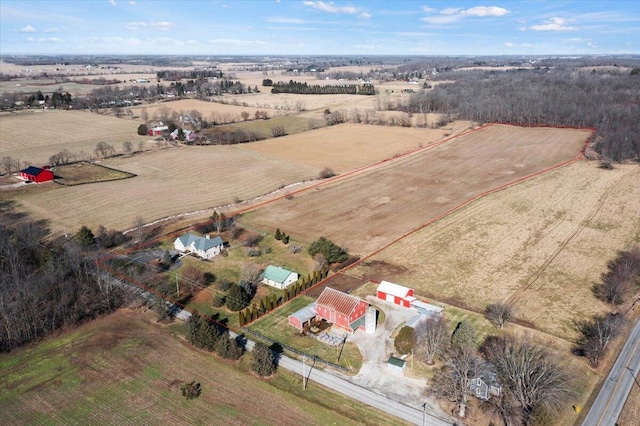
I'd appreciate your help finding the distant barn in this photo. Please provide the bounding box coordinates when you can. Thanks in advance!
[20,166,54,183]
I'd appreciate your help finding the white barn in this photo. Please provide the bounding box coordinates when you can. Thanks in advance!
[262,265,298,289]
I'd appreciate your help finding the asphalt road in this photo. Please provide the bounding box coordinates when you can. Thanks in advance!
[582,318,640,426]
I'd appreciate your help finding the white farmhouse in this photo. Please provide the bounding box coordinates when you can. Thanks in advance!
[174,233,224,259]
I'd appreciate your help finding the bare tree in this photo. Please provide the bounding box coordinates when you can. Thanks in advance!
[486,302,515,329]
[432,345,489,418]
[415,316,449,365]
[1,156,20,174]
[94,141,115,158]
[593,245,640,305]
[481,335,574,423]
[240,111,250,121]
[271,125,286,137]
[133,216,146,244]
[122,141,133,155]
[240,262,262,286]
[140,107,149,123]
[313,253,328,271]
[137,140,145,152]
[575,313,625,366]
[319,167,336,179]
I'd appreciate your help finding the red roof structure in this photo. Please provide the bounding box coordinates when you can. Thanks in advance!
[20,166,54,183]
[315,287,368,332]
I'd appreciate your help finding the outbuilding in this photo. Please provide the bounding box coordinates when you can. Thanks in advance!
[387,356,407,372]
[262,265,299,289]
[20,166,54,183]
[376,280,415,308]
[148,125,168,136]
[315,287,369,333]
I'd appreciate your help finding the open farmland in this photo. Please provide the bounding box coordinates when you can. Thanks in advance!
[0,109,144,166]
[7,145,319,234]
[243,123,463,173]
[0,309,402,426]
[129,98,281,121]
[347,161,640,338]
[240,124,593,255]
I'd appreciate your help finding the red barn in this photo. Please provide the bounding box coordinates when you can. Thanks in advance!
[315,287,369,332]
[376,281,415,308]
[20,166,54,183]
[148,125,168,136]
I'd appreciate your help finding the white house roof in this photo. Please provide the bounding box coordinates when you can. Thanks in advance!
[377,280,413,298]
[176,233,223,251]
[411,300,443,315]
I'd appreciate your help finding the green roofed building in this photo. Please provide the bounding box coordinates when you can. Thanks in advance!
[261,265,299,289]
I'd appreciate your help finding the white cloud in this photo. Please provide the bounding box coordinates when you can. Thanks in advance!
[17,25,36,33]
[150,37,183,45]
[530,17,576,31]
[266,17,306,24]
[109,0,117,6]
[125,21,146,30]
[185,40,198,45]
[27,37,35,42]
[522,43,533,47]
[44,27,60,33]
[149,21,174,31]
[504,42,513,47]
[462,6,508,17]
[47,37,62,43]
[129,1,136,4]
[89,36,141,44]
[303,1,369,18]
[422,5,509,25]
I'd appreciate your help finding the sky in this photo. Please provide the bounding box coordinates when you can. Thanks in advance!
[1,0,639,56]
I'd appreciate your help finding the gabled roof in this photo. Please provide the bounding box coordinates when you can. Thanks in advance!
[262,265,295,284]
[176,233,223,251]
[21,166,45,176]
[316,287,364,316]
[377,280,413,298]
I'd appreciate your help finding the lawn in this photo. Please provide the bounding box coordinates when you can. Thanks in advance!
[248,296,363,372]
[0,309,404,426]
[54,162,135,185]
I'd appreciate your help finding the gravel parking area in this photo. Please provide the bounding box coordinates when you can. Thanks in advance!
[347,296,444,416]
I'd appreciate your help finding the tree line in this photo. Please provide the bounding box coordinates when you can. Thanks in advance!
[403,68,639,161]
[270,80,375,95]
[0,202,128,352]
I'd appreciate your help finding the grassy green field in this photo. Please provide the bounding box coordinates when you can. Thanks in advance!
[248,296,363,372]
[0,309,406,426]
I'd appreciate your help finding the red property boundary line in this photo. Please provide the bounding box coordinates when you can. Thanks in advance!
[98,124,596,333]
[298,124,596,298]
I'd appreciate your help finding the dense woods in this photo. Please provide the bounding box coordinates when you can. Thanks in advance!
[405,69,640,161]
[0,202,126,352]
[271,80,375,95]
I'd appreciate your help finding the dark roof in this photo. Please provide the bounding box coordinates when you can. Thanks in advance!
[388,356,406,367]
[21,166,45,176]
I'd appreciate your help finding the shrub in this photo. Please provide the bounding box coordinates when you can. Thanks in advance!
[252,342,276,377]
[137,124,148,136]
[319,167,336,179]
[308,236,348,264]
[245,247,262,257]
[218,279,233,291]
[394,326,415,355]
[180,381,201,399]
[212,294,225,308]
[226,284,251,311]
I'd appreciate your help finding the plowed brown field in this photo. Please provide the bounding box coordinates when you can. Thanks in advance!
[240,124,593,255]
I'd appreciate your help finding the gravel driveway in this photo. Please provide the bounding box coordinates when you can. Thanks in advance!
[347,296,445,417]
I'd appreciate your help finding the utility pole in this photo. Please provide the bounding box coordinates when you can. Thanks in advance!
[626,366,640,388]
[302,355,307,390]
[176,273,179,298]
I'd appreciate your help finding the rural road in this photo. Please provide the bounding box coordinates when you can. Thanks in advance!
[104,271,451,425]
[582,318,640,426]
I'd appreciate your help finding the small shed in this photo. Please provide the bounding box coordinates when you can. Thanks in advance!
[288,302,317,331]
[262,265,299,289]
[20,166,54,183]
[387,356,406,372]
[376,280,415,308]
[411,300,443,316]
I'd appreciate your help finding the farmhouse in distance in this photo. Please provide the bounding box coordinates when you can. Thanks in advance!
[173,233,224,259]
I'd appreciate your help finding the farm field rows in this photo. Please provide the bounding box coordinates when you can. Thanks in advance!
[8,145,320,234]
[242,123,458,173]
[240,124,593,255]
[347,161,640,339]
[129,98,282,121]
[0,109,144,166]
[0,309,400,426]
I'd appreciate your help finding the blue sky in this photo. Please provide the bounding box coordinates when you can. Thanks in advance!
[1,1,638,56]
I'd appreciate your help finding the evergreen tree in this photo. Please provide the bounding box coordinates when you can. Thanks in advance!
[226,284,251,311]
[451,320,477,350]
[252,342,276,376]
[274,228,282,240]
[76,226,95,247]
